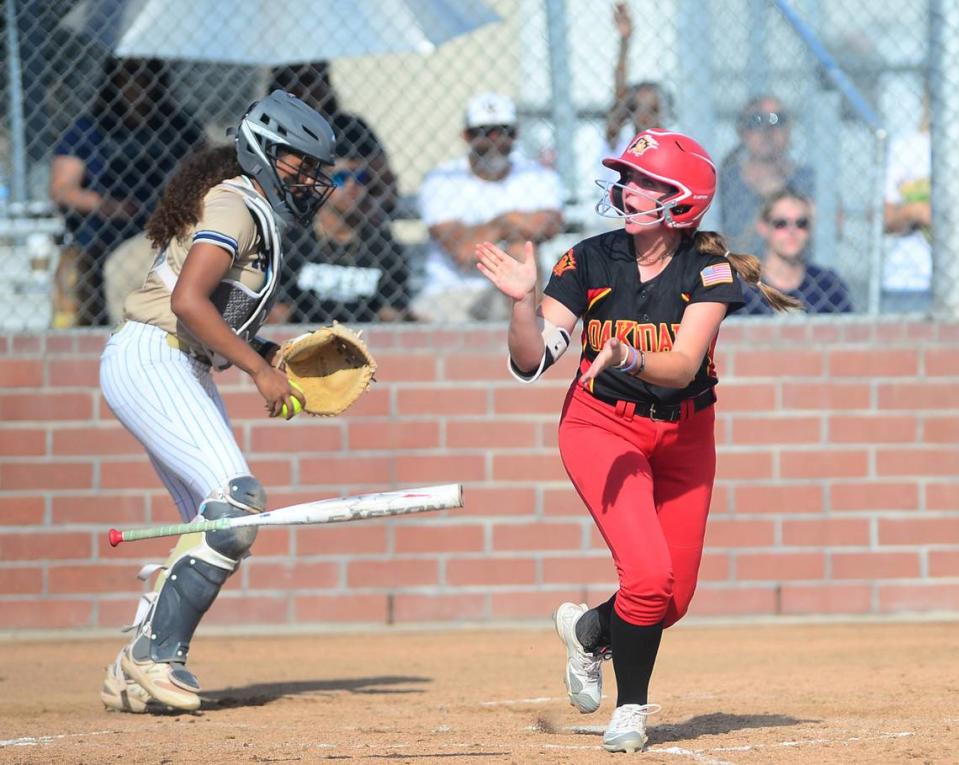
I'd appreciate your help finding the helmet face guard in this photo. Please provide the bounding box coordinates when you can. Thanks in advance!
[594,177,693,228]
[596,129,716,229]
[234,90,336,224]
[267,144,335,223]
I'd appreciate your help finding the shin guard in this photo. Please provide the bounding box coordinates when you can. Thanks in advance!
[130,476,266,665]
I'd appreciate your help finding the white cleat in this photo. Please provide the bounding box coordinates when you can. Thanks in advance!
[100,653,151,713]
[553,602,604,714]
[602,703,661,753]
[120,646,201,712]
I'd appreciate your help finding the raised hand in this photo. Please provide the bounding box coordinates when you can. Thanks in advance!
[475,240,538,301]
[614,2,632,40]
[581,336,632,387]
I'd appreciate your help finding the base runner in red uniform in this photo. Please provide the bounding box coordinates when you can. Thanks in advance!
[476,129,799,754]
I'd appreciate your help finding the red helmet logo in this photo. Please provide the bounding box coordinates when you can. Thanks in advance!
[625,133,658,156]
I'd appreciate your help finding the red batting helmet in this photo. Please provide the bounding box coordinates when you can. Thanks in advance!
[602,128,716,228]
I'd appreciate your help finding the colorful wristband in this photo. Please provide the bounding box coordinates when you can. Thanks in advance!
[620,345,641,374]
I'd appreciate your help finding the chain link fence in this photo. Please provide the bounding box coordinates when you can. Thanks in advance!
[0,0,944,330]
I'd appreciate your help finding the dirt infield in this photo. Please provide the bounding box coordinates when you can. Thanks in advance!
[1,619,956,764]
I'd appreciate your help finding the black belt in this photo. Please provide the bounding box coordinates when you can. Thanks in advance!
[588,387,716,422]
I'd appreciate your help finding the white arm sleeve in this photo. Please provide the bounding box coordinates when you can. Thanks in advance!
[507,320,571,384]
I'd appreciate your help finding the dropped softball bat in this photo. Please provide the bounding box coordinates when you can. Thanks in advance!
[108,484,463,547]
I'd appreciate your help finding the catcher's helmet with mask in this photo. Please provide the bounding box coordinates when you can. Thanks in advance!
[233,90,336,224]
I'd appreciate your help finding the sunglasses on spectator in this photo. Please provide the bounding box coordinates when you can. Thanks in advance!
[466,125,517,139]
[769,217,810,230]
[331,168,372,187]
[741,111,789,130]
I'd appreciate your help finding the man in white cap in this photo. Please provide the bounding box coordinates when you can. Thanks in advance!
[415,92,564,322]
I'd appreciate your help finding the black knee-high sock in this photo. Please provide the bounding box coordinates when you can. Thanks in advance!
[609,609,663,706]
[575,594,616,652]
[594,594,616,646]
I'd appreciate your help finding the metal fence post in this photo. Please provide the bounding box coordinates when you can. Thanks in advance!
[544,0,578,204]
[5,0,28,207]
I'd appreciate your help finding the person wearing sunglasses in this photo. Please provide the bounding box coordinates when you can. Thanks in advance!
[741,189,853,315]
[272,114,413,324]
[718,95,815,254]
[415,92,564,322]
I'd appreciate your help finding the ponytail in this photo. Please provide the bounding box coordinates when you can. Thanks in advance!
[690,230,803,313]
[146,145,243,250]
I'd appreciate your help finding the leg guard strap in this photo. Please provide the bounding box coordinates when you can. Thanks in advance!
[132,555,231,663]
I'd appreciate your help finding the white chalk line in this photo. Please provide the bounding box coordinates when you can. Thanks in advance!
[708,731,914,752]
[0,730,116,748]
[480,695,567,706]
[540,730,915,763]
[0,724,914,762]
[481,692,613,707]
[648,747,736,765]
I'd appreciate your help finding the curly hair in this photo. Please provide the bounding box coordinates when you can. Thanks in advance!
[145,145,243,250]
[688,230,803,312]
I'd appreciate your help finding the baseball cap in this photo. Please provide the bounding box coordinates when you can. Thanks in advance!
[465,92,517,129]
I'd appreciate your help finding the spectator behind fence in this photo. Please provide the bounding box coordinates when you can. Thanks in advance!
[268,61,399,225]
[49,57,206,327]
[741,190,853,315]
[718,95,814,254]
[414,92,564,322]
[597,2,674,184]
[271,115,412,324]
[882,99,932,313]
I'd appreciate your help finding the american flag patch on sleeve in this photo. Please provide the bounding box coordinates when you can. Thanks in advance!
[700,262,733,287]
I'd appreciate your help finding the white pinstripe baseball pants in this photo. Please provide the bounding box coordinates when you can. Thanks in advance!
[100,321,251,522]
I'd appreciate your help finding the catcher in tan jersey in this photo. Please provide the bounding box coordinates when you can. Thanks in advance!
[98,91,375,715]
[124,180,265,354]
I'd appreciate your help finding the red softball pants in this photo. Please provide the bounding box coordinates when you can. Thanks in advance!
[558,383,716,628]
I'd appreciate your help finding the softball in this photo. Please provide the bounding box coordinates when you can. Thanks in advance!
[280,381,304,419]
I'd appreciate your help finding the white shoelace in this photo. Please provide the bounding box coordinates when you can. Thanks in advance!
[609,703,662,732]
[573,648,603,677]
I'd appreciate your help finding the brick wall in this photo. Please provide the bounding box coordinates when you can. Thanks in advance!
[2,319,958,631]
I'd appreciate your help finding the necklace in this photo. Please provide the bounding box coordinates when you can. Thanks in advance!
[636,251,670,266]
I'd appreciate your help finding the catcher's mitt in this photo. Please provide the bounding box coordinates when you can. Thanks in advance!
[278,324,377,416]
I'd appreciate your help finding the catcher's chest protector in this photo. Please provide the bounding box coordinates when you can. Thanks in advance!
[151,178,282,370]
[207,180,283,368]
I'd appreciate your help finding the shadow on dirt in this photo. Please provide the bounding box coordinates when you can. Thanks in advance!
[649,712,815,744]
[201,674,432,709]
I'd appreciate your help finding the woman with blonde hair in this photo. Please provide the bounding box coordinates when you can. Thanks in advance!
[742,189,853,314]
